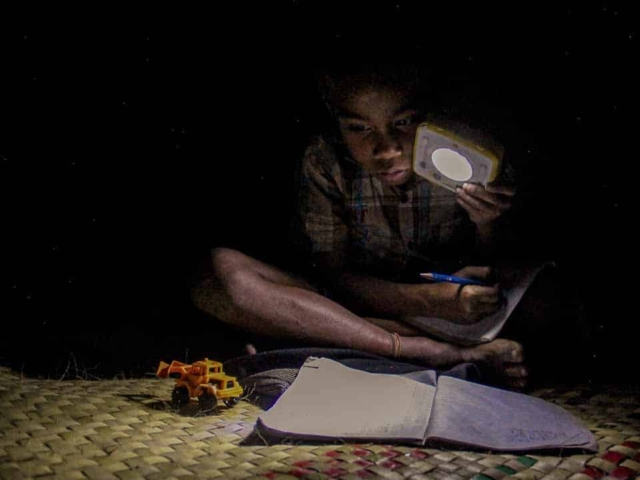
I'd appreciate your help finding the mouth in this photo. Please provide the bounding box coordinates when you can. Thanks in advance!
[377,168,411,183]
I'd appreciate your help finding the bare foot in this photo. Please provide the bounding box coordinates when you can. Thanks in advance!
[461,339,528,390]
[400,336,528,389]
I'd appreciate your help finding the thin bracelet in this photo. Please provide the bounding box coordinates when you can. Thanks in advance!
[394,333,402,358]
[390,332,402,359]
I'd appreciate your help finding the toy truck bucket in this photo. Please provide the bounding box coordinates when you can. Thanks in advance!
[156,361,170,378]
[156,360,187,378]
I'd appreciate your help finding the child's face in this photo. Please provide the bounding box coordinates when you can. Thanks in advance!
[335,85,420,187]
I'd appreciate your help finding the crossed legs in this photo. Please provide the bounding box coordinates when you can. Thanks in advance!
[191,248,528,388]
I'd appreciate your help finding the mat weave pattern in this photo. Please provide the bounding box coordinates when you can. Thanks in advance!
[1,366,639,479]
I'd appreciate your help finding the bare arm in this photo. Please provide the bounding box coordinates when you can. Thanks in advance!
[323,266,502,325]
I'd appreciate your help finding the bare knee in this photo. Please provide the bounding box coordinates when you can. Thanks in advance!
[212,247,314,290]
[211,247,253,278]
[190,248,258,316]
[193,247,315,319]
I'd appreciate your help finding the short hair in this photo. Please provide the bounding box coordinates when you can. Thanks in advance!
[314,62,437,118]
[307,39,511,146]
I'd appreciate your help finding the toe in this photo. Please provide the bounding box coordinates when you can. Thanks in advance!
[504,364,528,378]
[507,377,528,391]
[509,342,525,363]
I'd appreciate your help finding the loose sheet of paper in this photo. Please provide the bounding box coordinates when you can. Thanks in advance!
[426,376,597,451]
[403,263,548,345]
[258,357,435,441]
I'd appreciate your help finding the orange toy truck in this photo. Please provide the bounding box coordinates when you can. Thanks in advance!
[156,358,244,410]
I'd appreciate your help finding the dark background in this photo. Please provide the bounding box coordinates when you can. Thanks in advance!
[2,4,638,383]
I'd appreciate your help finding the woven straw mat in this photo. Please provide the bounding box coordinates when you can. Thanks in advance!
[1,366,639,480]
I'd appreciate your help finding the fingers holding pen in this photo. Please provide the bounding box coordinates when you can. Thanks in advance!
[453,265,492,282]
[424,282,501,324]
[457,284,502,316]
[417,264,505,324]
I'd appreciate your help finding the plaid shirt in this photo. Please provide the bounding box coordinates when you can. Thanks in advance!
[293,136,477,281]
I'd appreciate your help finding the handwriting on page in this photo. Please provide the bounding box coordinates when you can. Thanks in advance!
[426,376,592,451]
[509,429,568,443]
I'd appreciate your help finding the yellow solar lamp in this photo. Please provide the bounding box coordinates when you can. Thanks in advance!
[412,121,503,192]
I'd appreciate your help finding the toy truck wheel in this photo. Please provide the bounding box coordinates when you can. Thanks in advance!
[223,397,239,407]
[171,387,190,407]
[199,391,217,411]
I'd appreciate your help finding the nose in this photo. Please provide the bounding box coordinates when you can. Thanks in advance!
[373,130,403,160]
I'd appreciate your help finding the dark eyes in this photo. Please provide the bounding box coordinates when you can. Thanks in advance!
[347,124,372,133]
[343,115,415,135]
[394,115,415,129]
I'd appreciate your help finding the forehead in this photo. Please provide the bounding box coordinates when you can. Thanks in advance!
[335,85,418,120]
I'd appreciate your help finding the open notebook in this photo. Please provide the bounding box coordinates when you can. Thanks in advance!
[402,263,550,345]
[257,357,597,452]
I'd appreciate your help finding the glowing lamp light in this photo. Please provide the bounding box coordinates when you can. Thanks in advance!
[412,122,503,192]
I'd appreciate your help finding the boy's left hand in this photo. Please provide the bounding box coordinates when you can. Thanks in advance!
[456,183,516,227]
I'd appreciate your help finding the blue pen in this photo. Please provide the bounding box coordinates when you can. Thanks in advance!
[420,272,487,286]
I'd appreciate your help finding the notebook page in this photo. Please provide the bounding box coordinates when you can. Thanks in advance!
[258,357,435,441]
[426,376,597,451]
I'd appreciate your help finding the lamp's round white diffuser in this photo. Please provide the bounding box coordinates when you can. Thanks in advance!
[431,148,473,182]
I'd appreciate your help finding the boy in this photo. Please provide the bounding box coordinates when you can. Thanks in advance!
[191,63,528,388]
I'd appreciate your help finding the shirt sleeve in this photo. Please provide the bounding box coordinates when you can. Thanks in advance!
[291,137,350,272]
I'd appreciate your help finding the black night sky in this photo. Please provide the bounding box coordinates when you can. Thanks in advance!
[2,4,639,383]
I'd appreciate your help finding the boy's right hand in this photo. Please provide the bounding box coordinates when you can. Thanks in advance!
[416,266,502,324]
